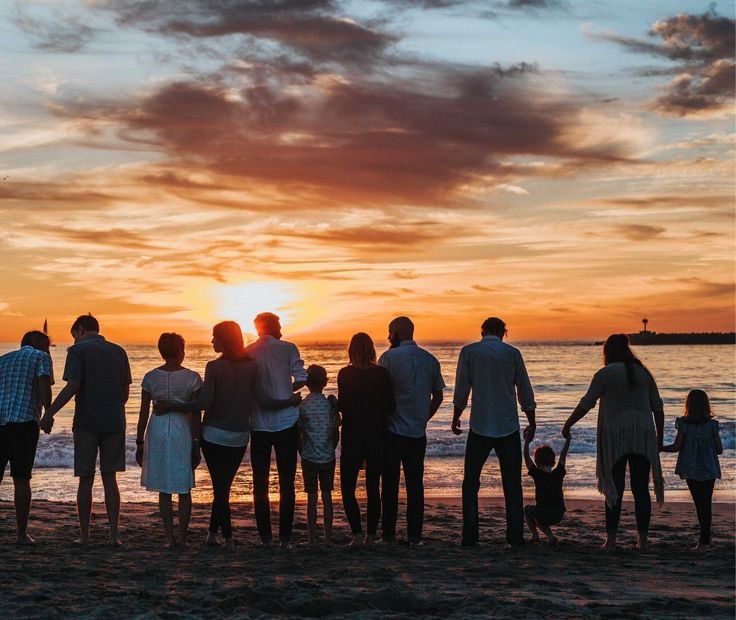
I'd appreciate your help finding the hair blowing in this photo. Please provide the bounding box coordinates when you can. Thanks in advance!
[603,334,650,386]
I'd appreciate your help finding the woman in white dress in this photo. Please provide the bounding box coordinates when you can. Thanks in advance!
[135,333,202,548]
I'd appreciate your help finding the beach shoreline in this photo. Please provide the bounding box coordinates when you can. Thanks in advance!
[1,497,733,618]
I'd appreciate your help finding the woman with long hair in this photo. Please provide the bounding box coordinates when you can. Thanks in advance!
[562,334,664,552]
[157,320,299,549]
[337,333,394,546]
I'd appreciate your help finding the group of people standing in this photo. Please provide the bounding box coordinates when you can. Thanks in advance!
[0,313,723,552]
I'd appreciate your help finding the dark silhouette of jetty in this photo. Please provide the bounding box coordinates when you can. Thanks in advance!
[597,319,736,345]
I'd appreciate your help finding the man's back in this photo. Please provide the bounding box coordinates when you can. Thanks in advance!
[63,335,131,434]
[379,340,444,438]
[0,347,53,424]
[453,336,535,438]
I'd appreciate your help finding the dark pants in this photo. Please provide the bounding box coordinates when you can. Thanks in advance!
[201,439,247,539]
[605,454,651,534]
[341,436,383,536]
[462,429,523,546]
[381,432,426,542]
[687,479,715,544]
[250,424,298,543]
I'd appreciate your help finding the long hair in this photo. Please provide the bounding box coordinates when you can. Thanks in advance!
[348,332,377,368]
[684,389,713,424]
[213,321,248,361]
[603,334,650,385]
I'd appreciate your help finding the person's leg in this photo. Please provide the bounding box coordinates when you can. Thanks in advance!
[628,454,651,550]
[77,475,94,544]
[13,478,33,544]
[340,447,363,539]
[365,459,382,540]
[524,505,540,542]
[687,479,714,546]
[403,435,427,544]
[461,430,493,546]
[495,431,524,546]
[273,424,298,546]
[201,439,223,541]
[178,493,192,547]
[320,463,335,544]
[99,431,126,547]
[306,491,318,544]
[603,456,628,551]
[250,431,274,543]
[73,430,97,544]
[159,493,175,547]
[219,444,247,547]
[381,433,401,542]
[9,421,39,544]
[100,472,121,546]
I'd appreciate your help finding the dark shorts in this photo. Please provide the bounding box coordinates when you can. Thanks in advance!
[0,421,40,481]
[525,504,564,527]
[301,458,335,494]
[74,429,126,477]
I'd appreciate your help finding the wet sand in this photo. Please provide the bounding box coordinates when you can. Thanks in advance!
[0,497,733,618]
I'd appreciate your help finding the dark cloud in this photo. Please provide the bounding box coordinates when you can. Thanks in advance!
[505,0,565,8]
[591,9,735,116]
[614,224,666,241]
[14,10,96,53]
[594,193,732,209]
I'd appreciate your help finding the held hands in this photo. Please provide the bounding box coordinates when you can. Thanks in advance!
[288,392,303,407]
[523,424,536,442]
[135,445,144,467]
[560,424,571,439]
[39,413,54,434]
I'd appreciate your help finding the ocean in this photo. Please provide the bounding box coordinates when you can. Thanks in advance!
[1,341,733,504]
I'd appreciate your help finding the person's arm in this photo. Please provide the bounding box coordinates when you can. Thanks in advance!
[515,350,537,442]
[122,351,132,404]
[557,435,572,469]
[715,423,723,455]
[291,344,307,392]
[648,376,665,446]
[452,349,470,435]
[39,375,52,414]
[429,390,443,420]
[135,390,152,467]
[562,369,604,437]
[428,359,445,422]
[189,387,202,468]
[40,379,80,433]
[660,430,683,453]
[523,437,534,471]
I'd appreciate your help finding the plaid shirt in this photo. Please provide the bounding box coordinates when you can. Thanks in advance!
[0,346,54,425]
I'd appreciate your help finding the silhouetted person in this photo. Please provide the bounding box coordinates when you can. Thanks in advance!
[562,334,664,552]
[246,312,307,548]
[452,317,536,547]
[337,333,394,546]
[41,314,131,546]
[379,317,444,546]
[0,331,53,544]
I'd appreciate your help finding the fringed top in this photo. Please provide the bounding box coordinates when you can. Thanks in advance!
[578,362,664,507]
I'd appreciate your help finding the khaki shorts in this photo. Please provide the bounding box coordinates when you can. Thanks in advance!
[301,458,335,494]
[73,430,126,477]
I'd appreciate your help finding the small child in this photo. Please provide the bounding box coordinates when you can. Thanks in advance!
[661,389,723,550]
[135,333,202,548]
[524,434,571,546]
[298,364,340,546]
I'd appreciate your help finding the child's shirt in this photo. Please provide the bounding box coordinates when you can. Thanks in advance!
[675,417,721,481]
[528,464,566,513]
[298,393,338,464]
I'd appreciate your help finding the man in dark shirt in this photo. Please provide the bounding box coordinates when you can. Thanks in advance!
[40,314,131,546]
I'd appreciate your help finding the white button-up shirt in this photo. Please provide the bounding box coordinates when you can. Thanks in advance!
[245,335,308,432]
[453,335,536,439]
[378,340,445,438]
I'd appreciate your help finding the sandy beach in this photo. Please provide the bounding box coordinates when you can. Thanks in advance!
[0,497,733,618]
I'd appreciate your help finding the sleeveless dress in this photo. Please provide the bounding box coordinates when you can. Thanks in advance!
[141,368,203,494]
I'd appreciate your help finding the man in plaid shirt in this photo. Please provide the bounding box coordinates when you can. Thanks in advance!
[0,330,54,544]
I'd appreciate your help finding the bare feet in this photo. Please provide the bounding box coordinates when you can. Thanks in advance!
[363,534,375,547]
[546,536,559,548]
[74,536,91,546]
[224,538,236,551]
[529,535,541,544]
[602,534,617,553]
[16,534,36,546]
[279,540,292,550]
[205,532,221,547]
[349,534,364,548]
[635,533,648,552]
[164,539,177,549]
[693,542,711,551]
[109,537,123,548]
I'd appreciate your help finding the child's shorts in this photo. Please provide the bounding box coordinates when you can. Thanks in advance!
[524,504,564,526]
[301,458,336,494]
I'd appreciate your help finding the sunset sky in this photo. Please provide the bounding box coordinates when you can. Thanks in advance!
[0,0,733,344]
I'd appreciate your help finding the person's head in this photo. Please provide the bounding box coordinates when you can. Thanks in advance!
[481,317,507,340]
[306,364,328,393]
[254,312,282,339]
[388,316,414,347]
[212,321,246,360]
[348,332,377,368]
[70,314,99,342]
[533,444,556,469]
[21,330,50,353]
[684,389,713,424]
[157,332,185,364]
[602,333,648,385]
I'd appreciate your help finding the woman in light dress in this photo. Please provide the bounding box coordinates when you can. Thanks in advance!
[136,333,202,548]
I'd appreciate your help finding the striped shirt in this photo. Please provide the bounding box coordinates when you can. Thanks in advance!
[0,346,54,425]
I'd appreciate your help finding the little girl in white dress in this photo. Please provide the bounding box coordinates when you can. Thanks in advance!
[135,333,202,548]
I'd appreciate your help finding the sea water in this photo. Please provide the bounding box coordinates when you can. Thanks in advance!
[0,341,733,503]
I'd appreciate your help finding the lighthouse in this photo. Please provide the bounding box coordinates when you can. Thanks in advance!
[641,318,649,334]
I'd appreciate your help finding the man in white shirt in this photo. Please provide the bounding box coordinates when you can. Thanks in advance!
[451,317,536,547]
[379,316,445,546]
[246,312,307,548]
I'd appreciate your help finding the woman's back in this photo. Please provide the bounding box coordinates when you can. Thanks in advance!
[580,362,662,418]
[337,364,393,438]
[201,356,258,433]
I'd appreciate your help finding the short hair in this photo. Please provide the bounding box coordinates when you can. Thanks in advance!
[388,316,414,338]
[533,445,556,468]
[21,330,50,353]
[70,314,99,335]
[157,332,185,360]
[348,332,377,367]
[481,317,507,338]
[306,364,328,390]
[254,312,280,334]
